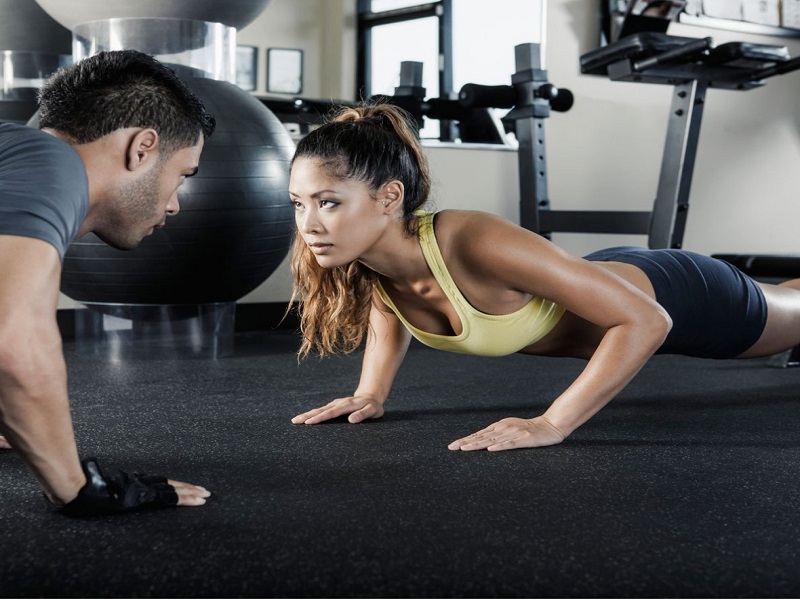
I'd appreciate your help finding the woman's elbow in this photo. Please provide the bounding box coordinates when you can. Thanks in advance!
[646,305,672,351]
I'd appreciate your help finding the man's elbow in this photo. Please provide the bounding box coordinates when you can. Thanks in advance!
[0,318,52,384]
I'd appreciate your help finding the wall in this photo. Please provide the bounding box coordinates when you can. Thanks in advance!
[57,0,800,309]
[236,0,357,99]
[545,0,800,259]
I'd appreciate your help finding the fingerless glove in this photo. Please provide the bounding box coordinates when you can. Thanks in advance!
[59,457,178,516]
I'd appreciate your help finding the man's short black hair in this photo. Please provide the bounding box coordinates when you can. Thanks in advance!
[39,50,215,153]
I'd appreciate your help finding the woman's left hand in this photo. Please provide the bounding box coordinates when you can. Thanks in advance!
[447,416,565,451]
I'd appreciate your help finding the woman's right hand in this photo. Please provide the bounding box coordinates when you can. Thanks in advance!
[291,395,385,425]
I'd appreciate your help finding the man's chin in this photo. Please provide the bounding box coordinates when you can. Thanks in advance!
[94,232,140,251]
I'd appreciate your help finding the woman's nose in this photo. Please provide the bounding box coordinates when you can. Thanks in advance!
[299,209,322,233]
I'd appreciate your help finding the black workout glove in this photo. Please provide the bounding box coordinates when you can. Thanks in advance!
[58,457,178,517]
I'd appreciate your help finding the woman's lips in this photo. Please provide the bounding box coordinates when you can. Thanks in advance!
[309,243,333,254]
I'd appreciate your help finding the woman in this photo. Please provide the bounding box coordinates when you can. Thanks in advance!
[288,102,800,452]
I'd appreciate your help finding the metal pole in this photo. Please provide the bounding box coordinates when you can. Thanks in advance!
[538,0,547,69]
[648,79,708,249]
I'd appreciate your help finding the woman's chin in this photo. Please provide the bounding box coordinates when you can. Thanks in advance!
[313,255,345,269]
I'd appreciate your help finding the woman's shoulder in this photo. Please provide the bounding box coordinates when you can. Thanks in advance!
[431,210,525,272]
[435,208,562,272]
[434,208,508,227]
[434,209,519,245]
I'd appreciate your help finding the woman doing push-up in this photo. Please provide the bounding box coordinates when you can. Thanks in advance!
[288,102,800,451]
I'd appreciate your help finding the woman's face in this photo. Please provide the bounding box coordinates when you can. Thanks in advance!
[289,157,395,268]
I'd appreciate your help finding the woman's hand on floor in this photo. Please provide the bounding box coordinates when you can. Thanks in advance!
[0,435,11,449]
[448,416,565,451]
[291,395,384,425]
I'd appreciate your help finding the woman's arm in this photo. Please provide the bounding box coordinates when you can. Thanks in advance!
[292,290,412,424]
[443,211,672,450]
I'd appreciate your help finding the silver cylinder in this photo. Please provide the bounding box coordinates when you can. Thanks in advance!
[73,18,235,83]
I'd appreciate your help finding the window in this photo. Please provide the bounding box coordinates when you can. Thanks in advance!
[358,0,450,139]
[451,1,544,90]
[358,0,544,142]
[370,17,440,101]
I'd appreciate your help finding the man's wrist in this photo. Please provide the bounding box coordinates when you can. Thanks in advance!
[45,471,87,506]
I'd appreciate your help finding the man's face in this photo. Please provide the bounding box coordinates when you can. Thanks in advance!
[95,139,203,250]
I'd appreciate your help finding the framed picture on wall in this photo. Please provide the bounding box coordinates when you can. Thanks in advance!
[236,45,258,91]
[267,48,303,95]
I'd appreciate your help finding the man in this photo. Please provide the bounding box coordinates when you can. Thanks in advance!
[0,50,215,516]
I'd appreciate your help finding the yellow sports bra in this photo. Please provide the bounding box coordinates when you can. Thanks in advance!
[375,211,565,357]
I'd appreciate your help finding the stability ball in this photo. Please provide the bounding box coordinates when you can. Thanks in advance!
[60,76,296,305]
[33,0,272,31]
[0,0,71,124]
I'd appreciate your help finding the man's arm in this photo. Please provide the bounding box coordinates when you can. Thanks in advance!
[0,235,210,511]
[0,235,85,503]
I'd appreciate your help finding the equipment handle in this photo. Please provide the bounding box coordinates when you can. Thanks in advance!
[458,84,515,108]
[539,84,574,112]
[459,82,574,112]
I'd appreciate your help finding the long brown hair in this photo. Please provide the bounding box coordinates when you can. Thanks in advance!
[290,102,432,359]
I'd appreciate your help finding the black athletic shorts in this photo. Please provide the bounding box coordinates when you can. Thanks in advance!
[583,246,768,359]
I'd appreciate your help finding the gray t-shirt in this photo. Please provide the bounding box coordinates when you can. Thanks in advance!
[0,122,89,259]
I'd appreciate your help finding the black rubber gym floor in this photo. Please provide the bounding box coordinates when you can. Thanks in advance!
[1,330,799,598]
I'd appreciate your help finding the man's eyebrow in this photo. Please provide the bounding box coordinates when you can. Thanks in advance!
[186,167,199,177]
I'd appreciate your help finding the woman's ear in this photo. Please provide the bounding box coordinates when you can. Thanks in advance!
[380,180,405,214]
[125,128,160,172]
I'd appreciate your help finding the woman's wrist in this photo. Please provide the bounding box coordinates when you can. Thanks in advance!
[537,415,566,442]
[352,389,387,404]
[538,412,573,439]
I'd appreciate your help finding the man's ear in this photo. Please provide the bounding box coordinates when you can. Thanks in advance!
[125,128,160,172]
[380,180,405,214]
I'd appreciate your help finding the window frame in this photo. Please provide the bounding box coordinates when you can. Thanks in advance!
[356,0,455,140]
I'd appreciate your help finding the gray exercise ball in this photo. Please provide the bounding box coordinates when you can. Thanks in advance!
[59,76,296,305]
[0,0,71,54]
[33,0,271,31]
[0,0,71,124]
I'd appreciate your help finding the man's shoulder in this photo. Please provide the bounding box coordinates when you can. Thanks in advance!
[1,121,69,150]
[0,121,51,143]
[0,123,89,258]
[0,122,84,173]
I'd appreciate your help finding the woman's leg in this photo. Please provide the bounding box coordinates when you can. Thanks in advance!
[738,279,800,358]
